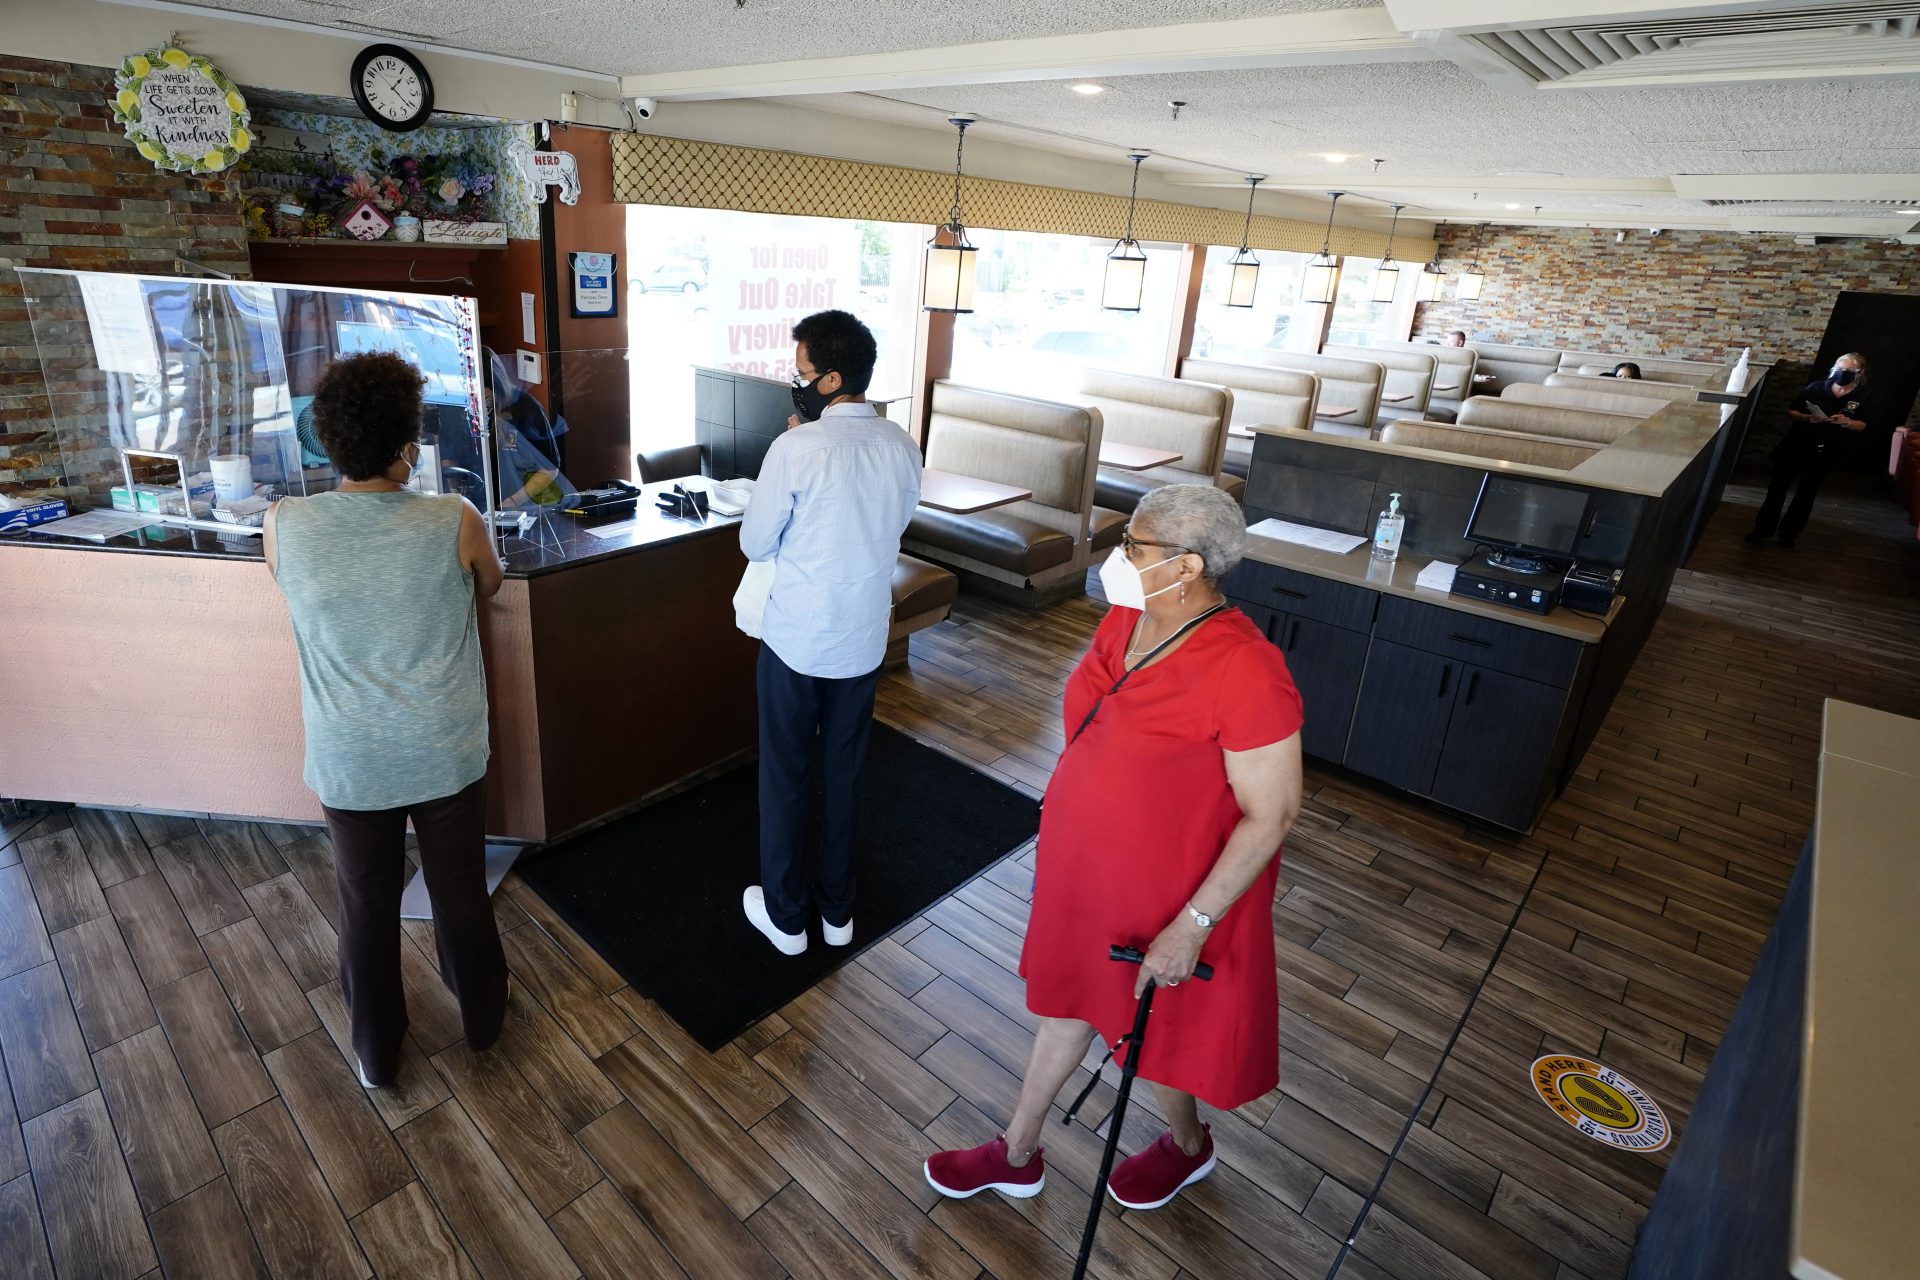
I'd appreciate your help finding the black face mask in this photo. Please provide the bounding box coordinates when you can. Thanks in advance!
[1830,367,1858,387]
[790,373,839,422]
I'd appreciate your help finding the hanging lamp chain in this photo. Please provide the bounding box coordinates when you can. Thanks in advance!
[1238,176,1262,252]
[947,120,970,231]
[1382,203,1403,260]
[1122,152,1146,243]
[1319,191,1343,258]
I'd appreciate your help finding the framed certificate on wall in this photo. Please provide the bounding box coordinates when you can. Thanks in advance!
[569,251,617,318]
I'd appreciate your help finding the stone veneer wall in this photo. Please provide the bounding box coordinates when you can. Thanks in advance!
[1410,222,1920,457]
[1,54,250,496]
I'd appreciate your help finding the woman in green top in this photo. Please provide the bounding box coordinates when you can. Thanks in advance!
[265,351,507,1088]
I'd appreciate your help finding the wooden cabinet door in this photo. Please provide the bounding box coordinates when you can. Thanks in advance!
[1343,639,1457,796]
[1430,664,1567,830]
[1273,613,1368,764]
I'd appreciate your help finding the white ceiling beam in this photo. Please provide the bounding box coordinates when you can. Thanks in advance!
[1381,1,1817,36]
[1163,175,1676,196]
[1673,174,1920,202]
[618,10,1427,101]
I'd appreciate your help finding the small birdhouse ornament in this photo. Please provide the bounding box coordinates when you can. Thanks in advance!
[340,199,392,241]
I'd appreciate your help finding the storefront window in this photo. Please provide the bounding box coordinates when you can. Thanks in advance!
[1325,257,1411,348]
[947,230,1180,399]
[1189,244,1321,364]
[625,206,924,455]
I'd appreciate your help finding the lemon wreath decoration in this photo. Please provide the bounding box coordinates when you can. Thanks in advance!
[112,46,253,175]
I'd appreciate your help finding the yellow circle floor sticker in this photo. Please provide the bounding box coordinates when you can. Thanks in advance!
[1530,1055,1671,1152]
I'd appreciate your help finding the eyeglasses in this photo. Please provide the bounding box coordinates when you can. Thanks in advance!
[1121,533,1189,557]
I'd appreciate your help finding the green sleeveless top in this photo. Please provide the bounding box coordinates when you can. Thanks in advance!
[272,489,489,811]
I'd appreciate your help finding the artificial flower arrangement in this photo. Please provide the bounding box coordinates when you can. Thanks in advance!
[237,145,498,240]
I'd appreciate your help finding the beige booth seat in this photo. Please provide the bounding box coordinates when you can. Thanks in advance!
[885,553,960,668]
[1245,350,1384,440]
[1544,372,1701,406]
[1501,382,1664,419]
[1379,421,1601,470]
[1076,368,1238,516]
[1466,342,1562,393]
[905,381,1110,605]
[1323,344,1437,427]
[1558,351,1729,388]
[1180,358,1318,479]
[1457,395,1644,445]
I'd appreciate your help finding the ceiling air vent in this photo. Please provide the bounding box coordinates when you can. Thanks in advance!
[1430,3,1920,92]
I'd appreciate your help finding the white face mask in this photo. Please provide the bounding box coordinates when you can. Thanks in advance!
[1099,547,1185,611]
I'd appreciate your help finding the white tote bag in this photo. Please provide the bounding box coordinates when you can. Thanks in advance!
[733,559,776,638]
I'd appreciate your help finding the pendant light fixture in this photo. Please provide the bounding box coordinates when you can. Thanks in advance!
[1456,221,1487,301]
[1101,150,1151,312]
[1225,174,1265,308]
[923,113,978,313]
[1300,190,1343,305]
[1372,203,1406,303]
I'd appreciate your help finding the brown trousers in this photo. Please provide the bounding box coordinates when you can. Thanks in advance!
[321,776,507,1083]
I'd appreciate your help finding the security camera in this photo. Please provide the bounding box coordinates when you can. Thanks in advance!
[630,96,657,121]
[1649,227,1663,235]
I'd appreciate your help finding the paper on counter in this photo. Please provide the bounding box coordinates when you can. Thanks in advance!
[27,510,153,543]
[1416,560,1459,591]
[583,517,645,540]
[1247,518,1368,555]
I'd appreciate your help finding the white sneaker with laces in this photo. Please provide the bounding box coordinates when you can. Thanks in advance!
[743,886,808,956]
[822,917,853,947]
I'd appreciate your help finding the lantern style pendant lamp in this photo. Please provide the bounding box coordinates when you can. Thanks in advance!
[1416,255,1446,301]
[1300,190,1343,304]
[1226,174,1265,308]
[1102,150,1152,312]
[1456,221,1487,301]
[1372,203,1406,303]
[923,113,978,313]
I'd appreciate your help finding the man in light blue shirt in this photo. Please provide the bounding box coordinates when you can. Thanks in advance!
[739,310,922,956]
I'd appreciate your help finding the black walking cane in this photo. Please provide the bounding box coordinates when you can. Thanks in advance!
[1061,944,1214,1280]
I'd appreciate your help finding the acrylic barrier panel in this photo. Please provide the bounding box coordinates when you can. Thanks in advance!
[13,268,491,524]
[485,345,582,512]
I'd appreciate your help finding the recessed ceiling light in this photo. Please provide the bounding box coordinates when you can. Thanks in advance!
[1322,153,1348,163]
[1497,170,1563,178]
[1901,208,1920,214]
[1504,203,1522,210]
[1071,83,1106,95]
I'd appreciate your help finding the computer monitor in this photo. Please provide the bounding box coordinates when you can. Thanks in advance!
[1464,473,1592,561]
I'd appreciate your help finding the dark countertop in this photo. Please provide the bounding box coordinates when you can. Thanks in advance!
[0,479,742,579]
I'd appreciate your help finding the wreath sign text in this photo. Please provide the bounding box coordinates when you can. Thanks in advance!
[112,47,253,174]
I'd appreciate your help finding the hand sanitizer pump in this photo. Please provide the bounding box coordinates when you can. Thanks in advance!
[1372,492,1405,563]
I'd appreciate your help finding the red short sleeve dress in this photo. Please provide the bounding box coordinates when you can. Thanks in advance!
[1020,604,1303,1110]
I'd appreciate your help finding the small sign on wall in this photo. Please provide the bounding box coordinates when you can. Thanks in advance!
[570,251,617,318]
[507,138,582,205]
[113,45,252,174]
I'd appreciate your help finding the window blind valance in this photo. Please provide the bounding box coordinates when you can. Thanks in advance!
[609,131,1434,260]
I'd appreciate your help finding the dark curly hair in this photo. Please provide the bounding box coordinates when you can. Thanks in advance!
[311,352,426,481]
[792,310,877,396]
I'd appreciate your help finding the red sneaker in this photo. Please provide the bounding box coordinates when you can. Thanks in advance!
[924,1135,1046,1199]
[1107,1125,1216,1209]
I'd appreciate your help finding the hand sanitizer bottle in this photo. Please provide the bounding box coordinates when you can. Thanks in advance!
[1372,492,1405,563]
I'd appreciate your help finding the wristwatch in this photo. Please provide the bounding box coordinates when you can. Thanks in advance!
[1186,901,1218,929]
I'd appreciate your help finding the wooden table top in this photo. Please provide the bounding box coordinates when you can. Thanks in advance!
[919,468,1033,515]
[1098,443,1183,471]
[1315,404,1359,420]
[1380,392,1414,404]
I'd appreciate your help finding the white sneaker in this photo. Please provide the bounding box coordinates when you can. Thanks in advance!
[743,887,808,956]
[355,1057,379,1089]
[822,917,853,947]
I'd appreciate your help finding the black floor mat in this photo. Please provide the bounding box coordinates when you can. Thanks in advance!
[514,723,1041,1050]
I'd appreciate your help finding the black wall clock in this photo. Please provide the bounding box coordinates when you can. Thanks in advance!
[351,43,434,132]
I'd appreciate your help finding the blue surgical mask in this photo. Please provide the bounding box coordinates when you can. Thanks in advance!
[1831,366,1858,386]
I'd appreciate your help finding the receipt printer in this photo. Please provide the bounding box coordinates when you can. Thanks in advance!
[1562,565,1623,613]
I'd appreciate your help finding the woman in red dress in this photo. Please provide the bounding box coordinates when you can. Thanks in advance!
[927,484,1304,1210]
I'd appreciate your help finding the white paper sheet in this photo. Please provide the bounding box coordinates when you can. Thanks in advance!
[1416,560,1459,591]
[1247,518,1368,555]
[27,510,153,543]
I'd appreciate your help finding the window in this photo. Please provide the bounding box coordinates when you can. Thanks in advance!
[1189,244,1321,365]
[625,205,924,454]
[947,229,1179,398]
[1324,257,1412,348]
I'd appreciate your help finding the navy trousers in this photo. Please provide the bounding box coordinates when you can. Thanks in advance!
[757,644,883,934]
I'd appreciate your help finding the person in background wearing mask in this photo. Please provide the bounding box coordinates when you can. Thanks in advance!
[1611,362,1642,380]
[925,485,1303,1212]
[737,310,921,955]
[1747,351,1871,549]
[1445,330,1467,348]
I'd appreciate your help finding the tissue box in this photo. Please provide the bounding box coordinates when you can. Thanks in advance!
[0,497,68,532]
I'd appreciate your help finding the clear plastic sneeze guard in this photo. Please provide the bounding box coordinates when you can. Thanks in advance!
[13,267,494,533]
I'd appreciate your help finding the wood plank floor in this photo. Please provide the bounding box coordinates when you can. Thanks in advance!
[2,475,1915,1280]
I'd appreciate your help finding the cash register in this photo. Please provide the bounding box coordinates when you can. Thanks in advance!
[1452,473,1592,616]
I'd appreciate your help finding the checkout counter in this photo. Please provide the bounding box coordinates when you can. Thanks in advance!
[0,268,756,842]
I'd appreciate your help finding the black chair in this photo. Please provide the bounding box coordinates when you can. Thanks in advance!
[635,444,703,484]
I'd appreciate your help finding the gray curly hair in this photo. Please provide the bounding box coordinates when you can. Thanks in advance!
[1131,484,1247,584]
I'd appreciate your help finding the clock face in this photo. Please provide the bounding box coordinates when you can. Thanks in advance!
[352,45,433,131]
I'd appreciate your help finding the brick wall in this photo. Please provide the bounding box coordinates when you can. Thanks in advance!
[1,54,250,495]
[1410,222,1920,455]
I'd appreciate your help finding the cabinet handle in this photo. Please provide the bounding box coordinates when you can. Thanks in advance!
[1464,671,1479,706]
[1287,619,1301,649]
[1437,664,1453,700]
[1448,632,1492,648]
[1271,586,1309,600]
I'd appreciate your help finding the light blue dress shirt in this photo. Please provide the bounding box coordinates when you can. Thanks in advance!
[738,401,923,679]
